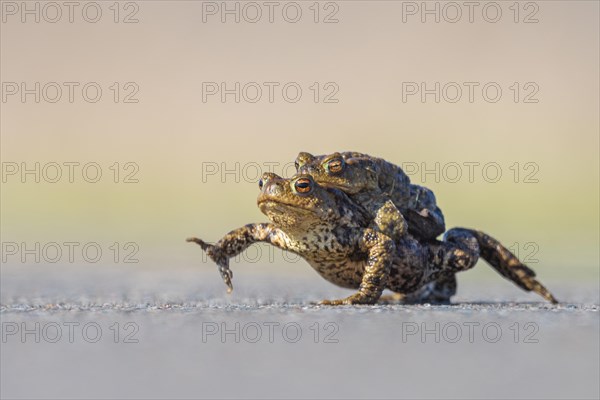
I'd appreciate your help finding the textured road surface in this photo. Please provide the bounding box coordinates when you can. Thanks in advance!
[1,266,599,399]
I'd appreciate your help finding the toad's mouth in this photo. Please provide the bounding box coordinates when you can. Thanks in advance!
[257,196,314,214]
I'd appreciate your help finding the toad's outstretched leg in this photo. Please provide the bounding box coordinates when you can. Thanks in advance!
[445,228,558,304]
[187,223,292,293]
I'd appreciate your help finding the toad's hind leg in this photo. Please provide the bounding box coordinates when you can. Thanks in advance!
[400,231,478,304]
[445,228,558,304]
[384,230,475,305]
[401,229,479,304]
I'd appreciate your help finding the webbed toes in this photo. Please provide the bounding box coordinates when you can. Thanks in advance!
[186,237,211,251]
[187,237,234,292]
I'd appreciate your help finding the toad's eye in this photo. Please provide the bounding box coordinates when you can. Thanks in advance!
[294,177,313,194]
[325,158,344,174]
[258,179,264,190]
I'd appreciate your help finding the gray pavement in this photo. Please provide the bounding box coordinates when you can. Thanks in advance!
[1,266,599,399]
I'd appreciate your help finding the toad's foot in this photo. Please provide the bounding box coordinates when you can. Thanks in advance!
[319,293,378,306]
[186,237,233,293]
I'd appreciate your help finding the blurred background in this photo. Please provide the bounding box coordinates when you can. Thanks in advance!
[1,1,598,280]
[1,1,599,398]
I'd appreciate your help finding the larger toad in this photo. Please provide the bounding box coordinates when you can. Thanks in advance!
[187,173,557,305]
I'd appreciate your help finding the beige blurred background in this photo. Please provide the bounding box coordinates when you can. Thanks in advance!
[1,0,598,282]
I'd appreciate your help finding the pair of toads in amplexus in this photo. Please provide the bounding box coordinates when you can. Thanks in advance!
[188,151,557,305]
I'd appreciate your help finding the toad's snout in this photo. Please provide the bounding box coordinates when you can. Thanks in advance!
[258,172,286,198]
[262,181,284,197]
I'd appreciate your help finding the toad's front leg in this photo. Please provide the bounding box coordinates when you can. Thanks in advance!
[372,199,408,243]
[187,223,291,292]
[320,229,394,305]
